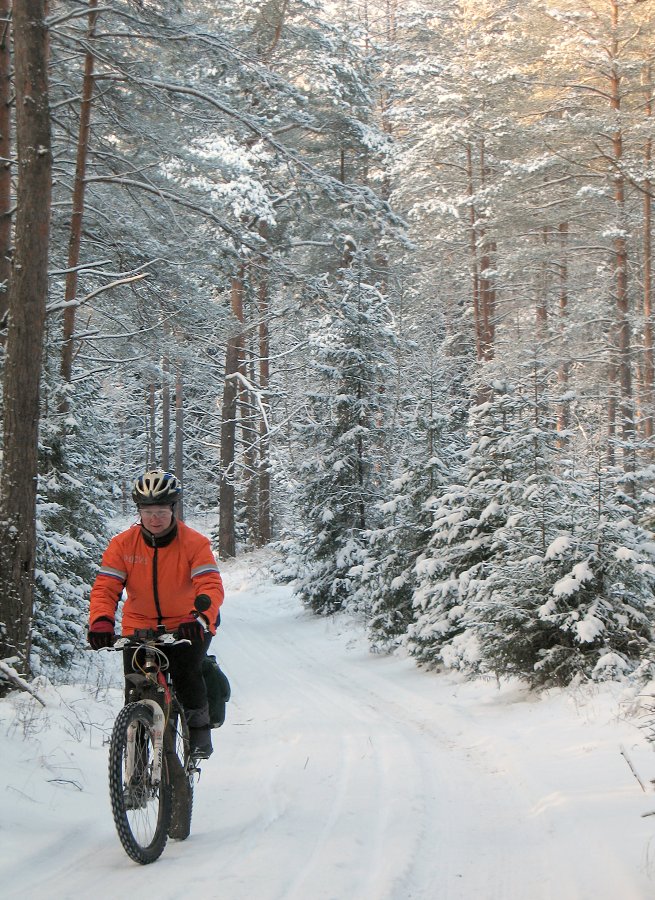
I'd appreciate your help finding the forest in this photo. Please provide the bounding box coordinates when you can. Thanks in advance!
[0,0,654,691]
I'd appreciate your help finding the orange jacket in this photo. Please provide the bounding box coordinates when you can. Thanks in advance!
[89,521,224,635]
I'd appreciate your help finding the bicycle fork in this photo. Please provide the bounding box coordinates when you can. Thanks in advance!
[126,700,167,784]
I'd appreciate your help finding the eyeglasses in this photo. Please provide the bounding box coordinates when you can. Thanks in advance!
[139,507,172,517]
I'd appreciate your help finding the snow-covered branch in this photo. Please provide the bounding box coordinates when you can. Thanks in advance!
[0,660,46,707]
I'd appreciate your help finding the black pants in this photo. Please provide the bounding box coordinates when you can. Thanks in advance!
[123,633,212,725]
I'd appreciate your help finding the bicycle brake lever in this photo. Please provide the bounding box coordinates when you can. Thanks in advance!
[157,633,178,644]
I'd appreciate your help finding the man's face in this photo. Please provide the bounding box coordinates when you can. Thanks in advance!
[139,505,174,535]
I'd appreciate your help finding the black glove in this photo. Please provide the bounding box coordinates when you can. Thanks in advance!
[177,617,207,644]
[88,617,115,650]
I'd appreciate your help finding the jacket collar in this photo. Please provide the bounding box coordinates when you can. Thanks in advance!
[140,519,178,548]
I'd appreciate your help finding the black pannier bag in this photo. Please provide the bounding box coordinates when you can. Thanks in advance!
[202,654,231,728]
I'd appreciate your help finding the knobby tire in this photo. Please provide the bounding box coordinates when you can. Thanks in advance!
[166,704,194,841]
[108,702,172,864]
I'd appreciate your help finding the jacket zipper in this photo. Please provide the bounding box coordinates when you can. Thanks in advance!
[152,545,163,626]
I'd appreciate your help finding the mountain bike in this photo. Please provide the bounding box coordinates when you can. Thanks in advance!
[105,629,202,865]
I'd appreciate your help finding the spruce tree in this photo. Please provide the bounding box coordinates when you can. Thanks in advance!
[477,469,655,687]
[33,380,113,672]
[292,247,396,615]
[362,360,460,652]
[407,378,527,672]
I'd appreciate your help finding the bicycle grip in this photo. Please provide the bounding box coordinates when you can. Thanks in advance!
[195,594,211,613]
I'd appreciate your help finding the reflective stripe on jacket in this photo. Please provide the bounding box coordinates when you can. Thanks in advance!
[89,521,224,635]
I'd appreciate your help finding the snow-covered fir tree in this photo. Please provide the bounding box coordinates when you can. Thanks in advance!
[33,381,114,673]
[409,359,655,686]
[475,464,655,687]
[355,346,462,652]
[406,379,519,674]
[291,245,397,614]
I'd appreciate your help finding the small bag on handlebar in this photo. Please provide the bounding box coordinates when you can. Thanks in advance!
[202,655,231,728]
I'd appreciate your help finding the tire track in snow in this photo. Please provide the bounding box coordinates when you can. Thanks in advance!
[6,563,651,899]
[214,571,650,900]
[215,579,531,899]
[216,586,433,899]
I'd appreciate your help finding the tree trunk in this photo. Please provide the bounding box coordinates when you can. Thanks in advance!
[175,365,184,521]
[243,346,258,544]
[161,355,170,470]
[120,418,128,515]
[536,226,548,334]
[59,0,98,391]
[257,273,271,545]
[466,144,483,362]
[478,138,496,361]
[0,0,52,675]
[607,315,618,467]
[147,382,156,467]
[606,0,634,481]
[0,0,12,334]
[219,269,245,558]
[642,65,653,444]
[556,222,570,442]
[262,0,288,59]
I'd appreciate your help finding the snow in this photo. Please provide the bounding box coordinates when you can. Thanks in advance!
[616,547,639,562]
[554,561,594,598]
[553,576,580,598]
[576,613,605,643]
[545,535,573,559]
[3,552,655,898]
[480,499,501,522]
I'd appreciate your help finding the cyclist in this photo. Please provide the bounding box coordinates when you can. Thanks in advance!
[87,468,224,758]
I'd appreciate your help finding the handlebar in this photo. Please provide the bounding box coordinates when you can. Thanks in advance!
[96,594,213,652]
[102,627,191,651]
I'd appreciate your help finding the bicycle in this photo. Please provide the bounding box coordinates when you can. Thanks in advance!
[105,628,202,864]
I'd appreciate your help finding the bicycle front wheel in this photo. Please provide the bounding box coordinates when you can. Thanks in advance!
[108,702,172,864]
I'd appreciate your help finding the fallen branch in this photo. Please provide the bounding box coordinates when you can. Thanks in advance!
[47,778,83,791]
[620,744,646,792]
[0,660,47,707]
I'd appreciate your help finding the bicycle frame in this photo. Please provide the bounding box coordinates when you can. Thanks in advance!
[124,697,166,786]
[113,630,189,786]
[105,628,197,863]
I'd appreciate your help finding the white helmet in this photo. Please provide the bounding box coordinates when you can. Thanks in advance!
[131,469,181,506]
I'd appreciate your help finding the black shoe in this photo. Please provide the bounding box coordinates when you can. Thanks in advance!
[189,726,213,759]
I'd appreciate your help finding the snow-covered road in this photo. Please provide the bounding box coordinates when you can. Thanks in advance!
[3,554,655,899]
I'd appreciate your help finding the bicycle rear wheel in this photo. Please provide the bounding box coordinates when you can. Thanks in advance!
[108,702,172,864]
[166,704,194,841]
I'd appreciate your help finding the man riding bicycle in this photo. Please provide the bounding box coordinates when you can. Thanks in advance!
[87,468,225,758]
